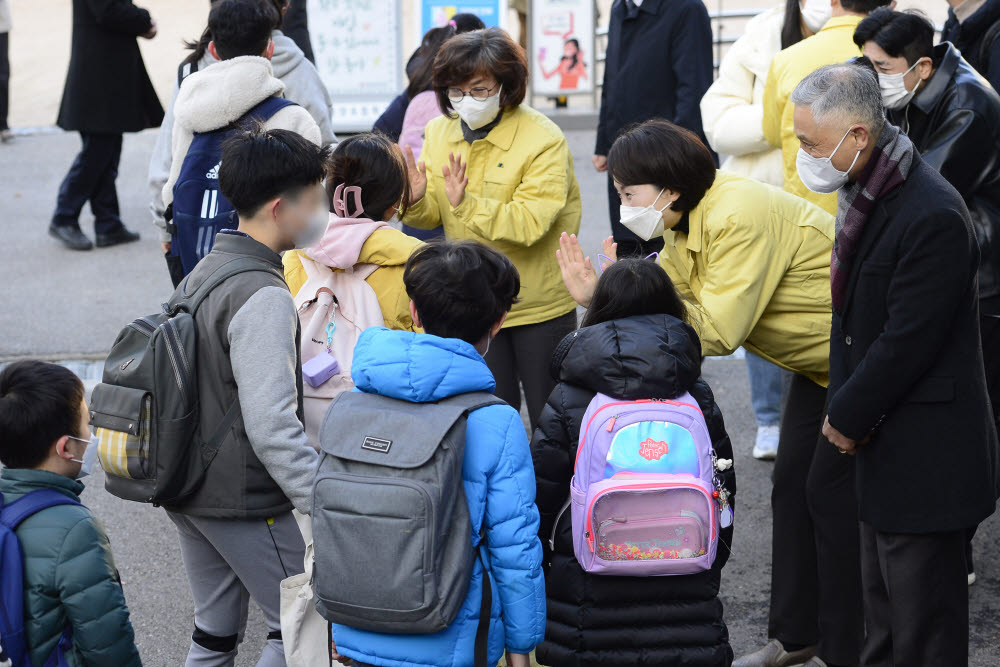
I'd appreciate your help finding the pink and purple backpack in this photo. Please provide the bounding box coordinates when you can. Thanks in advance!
[561,393,730,576]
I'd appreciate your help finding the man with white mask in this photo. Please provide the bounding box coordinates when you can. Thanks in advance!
[792,62,999,666]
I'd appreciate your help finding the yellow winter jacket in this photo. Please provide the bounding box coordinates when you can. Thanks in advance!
[402,104,582,328]
[283,228,422,332]
[661,171,834,386]
[762,15,864,215]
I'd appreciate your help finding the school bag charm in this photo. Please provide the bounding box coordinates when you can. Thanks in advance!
[561,393,726,575]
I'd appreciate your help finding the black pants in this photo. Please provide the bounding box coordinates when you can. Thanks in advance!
[606,173,664,258]
[484,310,577,431]
[0,32,9,131]
[52,133,124,234]
[768,374,863,665]
[859,522,968,666]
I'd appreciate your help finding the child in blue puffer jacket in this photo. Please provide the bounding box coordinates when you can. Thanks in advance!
[329,240,546,667]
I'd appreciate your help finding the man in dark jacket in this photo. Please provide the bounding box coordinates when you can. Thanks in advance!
[855,7,1000,583]
[593,0,715,258]
[941,0,1000,92]
[0,361,142,667]
[50,0,163,251]
[792,63,1000,666]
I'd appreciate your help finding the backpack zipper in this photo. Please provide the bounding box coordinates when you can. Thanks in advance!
[575,398,703,469]
[161,319,192,405]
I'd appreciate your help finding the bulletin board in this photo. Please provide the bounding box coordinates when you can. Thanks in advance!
[416,1,508,43]
[530,0,595,96]
[308,0,405,132]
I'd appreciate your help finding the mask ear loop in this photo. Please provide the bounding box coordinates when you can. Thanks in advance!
[644,252,660,263]
[597,254,616,275]
[332,184,365,218]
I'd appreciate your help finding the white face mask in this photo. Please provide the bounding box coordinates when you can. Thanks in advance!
[800,0,832,33]
[452,85,502,130]
[620,188,672,241]
[795,128,861,194]
[67,434,98,479]
[879,60,923,110]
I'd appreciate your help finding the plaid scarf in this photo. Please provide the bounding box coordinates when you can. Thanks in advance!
[831,123,915,312]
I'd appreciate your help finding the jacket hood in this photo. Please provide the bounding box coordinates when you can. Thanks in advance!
[351,328,496,402]
[306,215,389,269]
[174,56,285,133]
[552,314,702,400]
[270,30,305,79]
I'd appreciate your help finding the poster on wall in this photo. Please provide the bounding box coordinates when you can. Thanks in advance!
[530,0,595,96]
[417,1,508,42]
[309,0,404,132]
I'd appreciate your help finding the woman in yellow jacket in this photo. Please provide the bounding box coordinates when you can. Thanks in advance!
[560,120,863,667]
[402,28,582,429]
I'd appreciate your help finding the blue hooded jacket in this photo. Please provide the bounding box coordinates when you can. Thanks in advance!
[330,328,547,667]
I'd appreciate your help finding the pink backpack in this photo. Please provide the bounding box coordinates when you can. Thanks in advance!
[293,255,385,450]
[558,393,730,576]
[399,91,442,157]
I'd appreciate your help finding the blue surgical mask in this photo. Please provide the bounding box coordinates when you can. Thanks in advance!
[67,434,98,479]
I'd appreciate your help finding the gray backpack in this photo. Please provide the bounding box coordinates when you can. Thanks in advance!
[89,257,281,505]
[312,390,504,644]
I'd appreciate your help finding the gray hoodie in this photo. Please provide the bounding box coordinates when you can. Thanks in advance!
[148,31,335,242]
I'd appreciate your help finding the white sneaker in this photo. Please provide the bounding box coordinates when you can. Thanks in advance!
[752,425,780,460]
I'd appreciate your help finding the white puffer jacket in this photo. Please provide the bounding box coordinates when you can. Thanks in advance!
[700,6,785,187]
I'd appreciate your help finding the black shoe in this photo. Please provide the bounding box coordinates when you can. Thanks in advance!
[95,226,141,248]
[49,224,94,251]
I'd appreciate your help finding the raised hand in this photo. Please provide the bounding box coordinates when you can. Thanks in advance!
[442,152,469,208]
[556,232,599,308]
[404,145,427,205]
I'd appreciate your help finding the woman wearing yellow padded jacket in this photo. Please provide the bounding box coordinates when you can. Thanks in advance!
[402,27,582,430]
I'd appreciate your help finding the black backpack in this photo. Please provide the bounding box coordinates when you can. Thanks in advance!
[89,257,281,505]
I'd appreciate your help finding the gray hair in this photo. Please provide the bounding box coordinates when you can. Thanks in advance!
[790,63,885,137]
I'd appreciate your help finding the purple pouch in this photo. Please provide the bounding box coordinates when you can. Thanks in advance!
[303,352,340,388]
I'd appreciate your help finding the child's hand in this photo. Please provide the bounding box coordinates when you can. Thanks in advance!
[506,652,532,667]
[405,145,427,205]
[601,236,618,262]
[330,639,351,665]
[443,152,469,209]
[557,232,598,308]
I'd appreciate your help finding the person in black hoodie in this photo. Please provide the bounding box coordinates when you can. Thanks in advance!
[531,257,736,667]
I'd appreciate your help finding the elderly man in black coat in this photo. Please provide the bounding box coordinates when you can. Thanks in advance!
[791,63,1000,666]
[50,0,163,251]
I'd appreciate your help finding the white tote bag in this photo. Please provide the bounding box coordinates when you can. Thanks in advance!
[281,515,329,667]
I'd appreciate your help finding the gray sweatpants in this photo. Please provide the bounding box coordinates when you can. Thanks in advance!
[168,511,306,667]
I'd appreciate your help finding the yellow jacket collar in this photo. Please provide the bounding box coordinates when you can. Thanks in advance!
[445,106,519,150]
[819,14,863,32]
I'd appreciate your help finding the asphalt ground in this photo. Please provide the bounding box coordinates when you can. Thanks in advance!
[1,128,998,664]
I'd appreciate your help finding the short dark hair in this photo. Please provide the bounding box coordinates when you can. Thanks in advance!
[433,28,528,117]
[209,0,277,61]
[607,119,717,212]
[404,240,521,345]
[0,361,85,469]
[840,0,893,17]
[327,133,410,220]
[582,258,687,328]
[854,9,935,66]
[219,125,328,218]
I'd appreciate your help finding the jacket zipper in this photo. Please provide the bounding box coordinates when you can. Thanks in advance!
[575,398,704,469]
[584,481,716,552]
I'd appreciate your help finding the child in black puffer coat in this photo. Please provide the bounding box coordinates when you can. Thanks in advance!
[531,257,736,667]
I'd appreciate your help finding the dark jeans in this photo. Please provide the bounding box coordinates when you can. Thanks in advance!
[52,133,124,234]
[606,173,664,258]
[859,522,968,666]
[484,310,577,431]
[768,374,863,665]
[0,31,9,131]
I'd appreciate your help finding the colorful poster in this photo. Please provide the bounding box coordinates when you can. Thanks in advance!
[418,1,508,42]
[530,0,595,96]
[308,0,404,132]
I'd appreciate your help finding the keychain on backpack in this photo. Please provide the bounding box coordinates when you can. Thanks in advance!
[303,320,341,388]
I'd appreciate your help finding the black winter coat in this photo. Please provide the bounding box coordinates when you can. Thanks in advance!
[889,43,1000,304]
[595,0,714,156]
[531,314,736,667]
[57,0,164,134]
[942,0,1000,93]
[827,152,1000,533]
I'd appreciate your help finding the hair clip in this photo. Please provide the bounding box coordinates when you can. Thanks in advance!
[332,184,364,218]
[448,19,457,27]
[596,252,660,275]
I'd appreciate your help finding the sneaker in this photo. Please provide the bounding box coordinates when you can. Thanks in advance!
[95,226,141,248]
[752,424,780,460]
[968,571,977,586]
[48,224,94,251]
[0,129,13,143]
[734,639,815,667]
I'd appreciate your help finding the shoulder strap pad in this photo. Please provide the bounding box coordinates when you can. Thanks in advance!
[170,256,283,316]
[0,489,81,530]
[439,391,508,414]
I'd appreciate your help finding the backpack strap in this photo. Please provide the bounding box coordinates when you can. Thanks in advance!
[473,530,491,667]
[240,96,297,126]
[439,391,508,414]
[170,256,284,317]
[176,59,199,88]
[0,490,81,531]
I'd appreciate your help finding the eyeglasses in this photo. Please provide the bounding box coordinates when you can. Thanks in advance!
[447,83,500,103]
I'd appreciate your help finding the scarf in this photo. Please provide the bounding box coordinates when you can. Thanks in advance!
[831,123,915,312]
[460,110,504,143]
